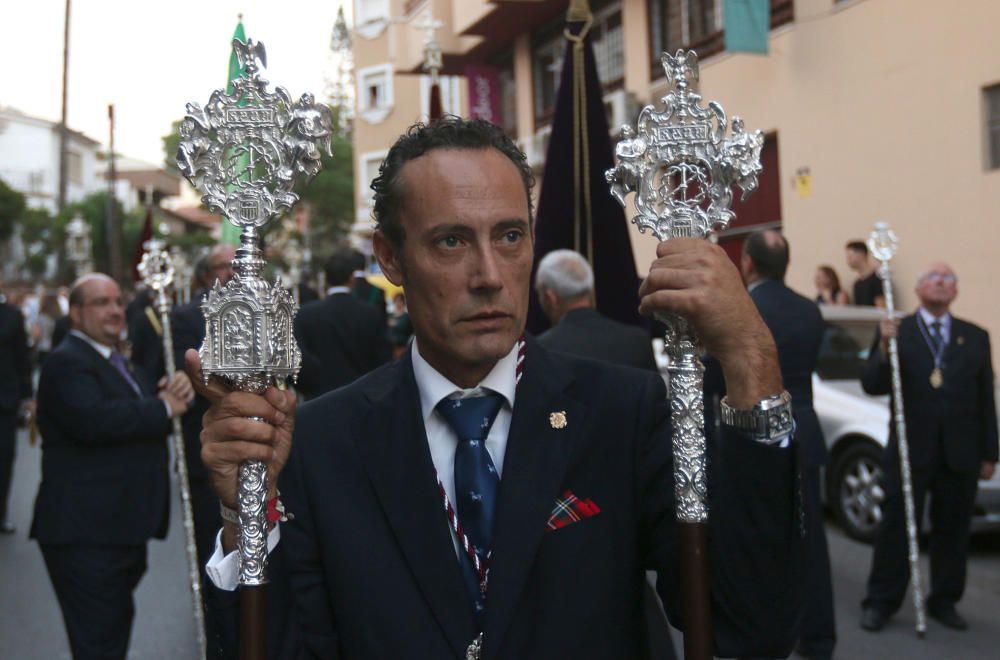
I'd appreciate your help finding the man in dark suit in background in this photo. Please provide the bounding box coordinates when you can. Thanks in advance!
[294,246,391,401]
[0,291,32,534]
[535,248,657,373]
[860,262,997,633]
[349,248,387,325]
[741,230,834,660]
[193,119,804,659]
[30,273,192,659]
[172,244,236,571]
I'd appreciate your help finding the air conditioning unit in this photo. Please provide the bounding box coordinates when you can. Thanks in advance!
[527,125,552,169]
[604,89,641,134]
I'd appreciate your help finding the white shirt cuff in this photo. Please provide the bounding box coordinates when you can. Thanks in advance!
[205,524,282,591]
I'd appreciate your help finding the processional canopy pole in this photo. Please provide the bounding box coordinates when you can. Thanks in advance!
[605,50,764,660]
[176,35,332,657]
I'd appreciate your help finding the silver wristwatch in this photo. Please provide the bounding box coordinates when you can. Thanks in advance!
[719,390,794,445]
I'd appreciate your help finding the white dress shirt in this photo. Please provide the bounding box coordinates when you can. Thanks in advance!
[206,339,520,590]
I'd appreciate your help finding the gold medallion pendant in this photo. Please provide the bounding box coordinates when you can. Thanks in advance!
[930,367,944,389]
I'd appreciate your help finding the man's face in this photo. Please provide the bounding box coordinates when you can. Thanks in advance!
[915,263,958,310]
[206,245,236,287]
[70,278,124,346]
[845,248,865,270]
[374,148,533,383]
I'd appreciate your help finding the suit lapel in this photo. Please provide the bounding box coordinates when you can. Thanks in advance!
[68,335,141,398]
[355,354,476,658]
[482,341,587,658]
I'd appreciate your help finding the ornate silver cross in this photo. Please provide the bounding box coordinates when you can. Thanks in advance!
[606,50,762,241]
[176,37,332,586]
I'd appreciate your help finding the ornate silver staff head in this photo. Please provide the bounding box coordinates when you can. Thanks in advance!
[605,50,764,241]
[176,37,333,392]
[137,238,175,294]
[868,221,898,268]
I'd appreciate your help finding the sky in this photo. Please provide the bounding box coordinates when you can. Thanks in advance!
[0,0,352,166]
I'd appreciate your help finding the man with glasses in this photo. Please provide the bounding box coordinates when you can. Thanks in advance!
[860,263,998,633]
[30,273,192,658]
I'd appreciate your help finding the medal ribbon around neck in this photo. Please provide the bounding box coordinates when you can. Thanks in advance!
[435,336,526,599]
[915,313,947,371]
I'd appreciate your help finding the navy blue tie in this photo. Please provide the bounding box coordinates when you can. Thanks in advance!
[436,392,505,624]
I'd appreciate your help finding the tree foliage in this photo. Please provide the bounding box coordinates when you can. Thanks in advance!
[0,178,27,242]
[162,120,182,171]
[296,106,355,263]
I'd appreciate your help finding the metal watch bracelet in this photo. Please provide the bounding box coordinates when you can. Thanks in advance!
[719,390,794,445]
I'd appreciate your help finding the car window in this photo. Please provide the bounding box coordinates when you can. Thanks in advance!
[817,322,870,380]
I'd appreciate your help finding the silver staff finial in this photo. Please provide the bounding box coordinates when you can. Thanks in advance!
[176,36,333,588]
[606,50,763,242]
[868,221,898,266]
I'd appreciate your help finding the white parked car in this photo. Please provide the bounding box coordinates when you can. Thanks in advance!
[814,305,1000,541]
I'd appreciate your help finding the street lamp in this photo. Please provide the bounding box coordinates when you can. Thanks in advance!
[65,212,93,277]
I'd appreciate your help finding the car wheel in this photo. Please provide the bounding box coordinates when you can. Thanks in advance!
[830,441,886,542]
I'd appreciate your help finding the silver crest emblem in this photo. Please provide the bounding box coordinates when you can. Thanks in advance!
[606,50,763,241]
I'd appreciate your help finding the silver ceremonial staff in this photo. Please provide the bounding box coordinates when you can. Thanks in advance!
[606,50,763,660]
[137,238,207,658]
[176,37,332,660]
[868,222,927,638]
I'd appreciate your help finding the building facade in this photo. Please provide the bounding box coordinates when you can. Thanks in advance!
[0,107,103,214]
[351,0,1000,353]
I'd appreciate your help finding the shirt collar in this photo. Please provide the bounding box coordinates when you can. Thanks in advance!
[747,278,773,293]
[326,286,351,296]
[70,329,113,359]
[411,337,518,424]
[918,307,951,331]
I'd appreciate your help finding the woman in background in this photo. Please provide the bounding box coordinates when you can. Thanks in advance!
[814,265,849,305]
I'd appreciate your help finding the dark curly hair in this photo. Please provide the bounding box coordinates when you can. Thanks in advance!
[371,116,535,248]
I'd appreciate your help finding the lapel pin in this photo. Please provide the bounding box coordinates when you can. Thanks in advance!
[957,336,965,346]
[549,411,567,429]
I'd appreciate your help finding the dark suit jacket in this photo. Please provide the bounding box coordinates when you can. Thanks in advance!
[351,278,387,326]
[863,313,998,473]
[750,280,827,467]
[30,334,170,545]
[537,307,657,372]
[0,302,31,412]
[293,293,391,400]
[172,291,212,481]
[213,339,804,659]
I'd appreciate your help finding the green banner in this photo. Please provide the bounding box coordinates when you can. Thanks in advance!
[222,20,248,245]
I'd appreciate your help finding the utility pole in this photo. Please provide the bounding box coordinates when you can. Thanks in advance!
[57,0,71,213]
[106,104,122,281]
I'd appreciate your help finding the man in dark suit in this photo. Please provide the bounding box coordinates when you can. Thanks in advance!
[31,273,192,659]
[192,118,804,658]
[0,292,32,533]
[741,230,834,660]
[860,262,998,632]
[535,248,657,372]
[294,246,391,400]
[349,248,388,325]
[535,249,672,659]
[172,244,236,571]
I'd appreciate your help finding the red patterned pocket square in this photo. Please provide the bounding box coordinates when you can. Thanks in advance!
[546,490,601,531]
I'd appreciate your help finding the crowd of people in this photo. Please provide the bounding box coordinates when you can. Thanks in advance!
[0,117,995,660]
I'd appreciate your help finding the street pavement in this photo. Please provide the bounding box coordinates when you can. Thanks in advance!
[0,429,197,659]
[1,426,998,659]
